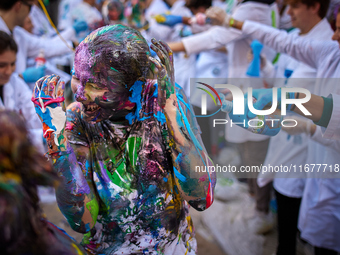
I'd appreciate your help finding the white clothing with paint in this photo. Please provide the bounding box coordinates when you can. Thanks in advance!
[182,1,278,143]
[0,74,44,152]
[260,18,334,198]
[69,1,103,41]
[144,0,172,42]
[58,0,83,30]
[242,20,340,252]
[0,17,74,74]
[30,5,55,37]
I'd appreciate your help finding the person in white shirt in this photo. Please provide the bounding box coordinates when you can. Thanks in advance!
[215,8,340,254]
[68,0,104,41]
[255,0,333,254]
[0,0,86,84]
[0,31,44,153]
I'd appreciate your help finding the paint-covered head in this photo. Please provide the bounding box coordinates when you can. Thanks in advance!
[72,24,151,123]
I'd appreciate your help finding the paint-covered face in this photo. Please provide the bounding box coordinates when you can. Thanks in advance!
[71,74,135,123]
[72,25,151,123]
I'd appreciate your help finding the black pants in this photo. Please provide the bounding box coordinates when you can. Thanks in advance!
[314,247,338,255]
[275,190,301,255]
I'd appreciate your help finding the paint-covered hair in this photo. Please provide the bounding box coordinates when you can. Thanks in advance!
[74,24,151,92]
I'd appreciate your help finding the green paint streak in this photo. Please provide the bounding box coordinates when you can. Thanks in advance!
[127,137,142,166]
[81,232,92,245]
[104,159,132,192]
[110,67,119,73]
[85,198,99,227]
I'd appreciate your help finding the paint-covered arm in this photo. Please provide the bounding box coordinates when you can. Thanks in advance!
[149,39,216,211]
[32,75,99,233]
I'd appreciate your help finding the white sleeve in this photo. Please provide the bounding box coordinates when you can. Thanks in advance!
[242,20,334,70]
[17,27,73,59]
[182,2,273,55]
[15,75,45,152]
[15,75,42,130]
[321,94,340,140]
[311,125,340,152]
[182,26,243,55]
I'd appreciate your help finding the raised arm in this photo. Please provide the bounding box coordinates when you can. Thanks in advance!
[32,75,99,233]
[149,39,216,211]
[230,19,336,70]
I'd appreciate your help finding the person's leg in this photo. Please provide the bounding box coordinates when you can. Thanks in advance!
[245,139,270,213]
[314,247,338,255]
[275,190,301,255]
[256,181,272,214]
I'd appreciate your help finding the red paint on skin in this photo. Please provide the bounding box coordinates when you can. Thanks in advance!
[65,122,74,131]
[205,182,213,209]
[199,175,207,182]
[31,96,65,108]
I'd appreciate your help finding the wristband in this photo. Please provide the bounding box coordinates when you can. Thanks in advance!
[229,17,235,27]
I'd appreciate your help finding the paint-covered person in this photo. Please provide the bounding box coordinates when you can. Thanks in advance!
[32,25,216,254]
[0,110,87,255]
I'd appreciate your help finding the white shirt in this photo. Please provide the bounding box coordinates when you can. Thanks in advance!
[0,17,74,73]
[0,74,44,152]
[30,5,55,37]
[58,0,83,30]
[242,20,340,252]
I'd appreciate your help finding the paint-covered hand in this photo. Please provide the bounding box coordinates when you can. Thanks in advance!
[31,75,67,147]
[149,38,175,109]
[219,92,251,128]
[154,14,183,27]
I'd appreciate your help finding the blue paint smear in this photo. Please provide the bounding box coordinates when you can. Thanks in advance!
[176,89,213,184]
[154,111,166,125]
[175,153,182,164]
[173,167,186,182]
[125,80,143,124]
[163,177,168,182]
[35,106,56,131]
[153,83,158,98]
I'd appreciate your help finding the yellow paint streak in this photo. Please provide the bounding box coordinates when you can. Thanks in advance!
[71,243,84,255]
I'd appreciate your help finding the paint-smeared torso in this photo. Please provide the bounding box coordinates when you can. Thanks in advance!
[66,102,196,255]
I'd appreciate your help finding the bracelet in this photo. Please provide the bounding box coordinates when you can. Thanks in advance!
[229,17,235,27]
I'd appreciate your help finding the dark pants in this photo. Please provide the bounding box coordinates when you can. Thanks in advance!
[275,190,301,255]
[236,139,271,213]
[314,247,338,255]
